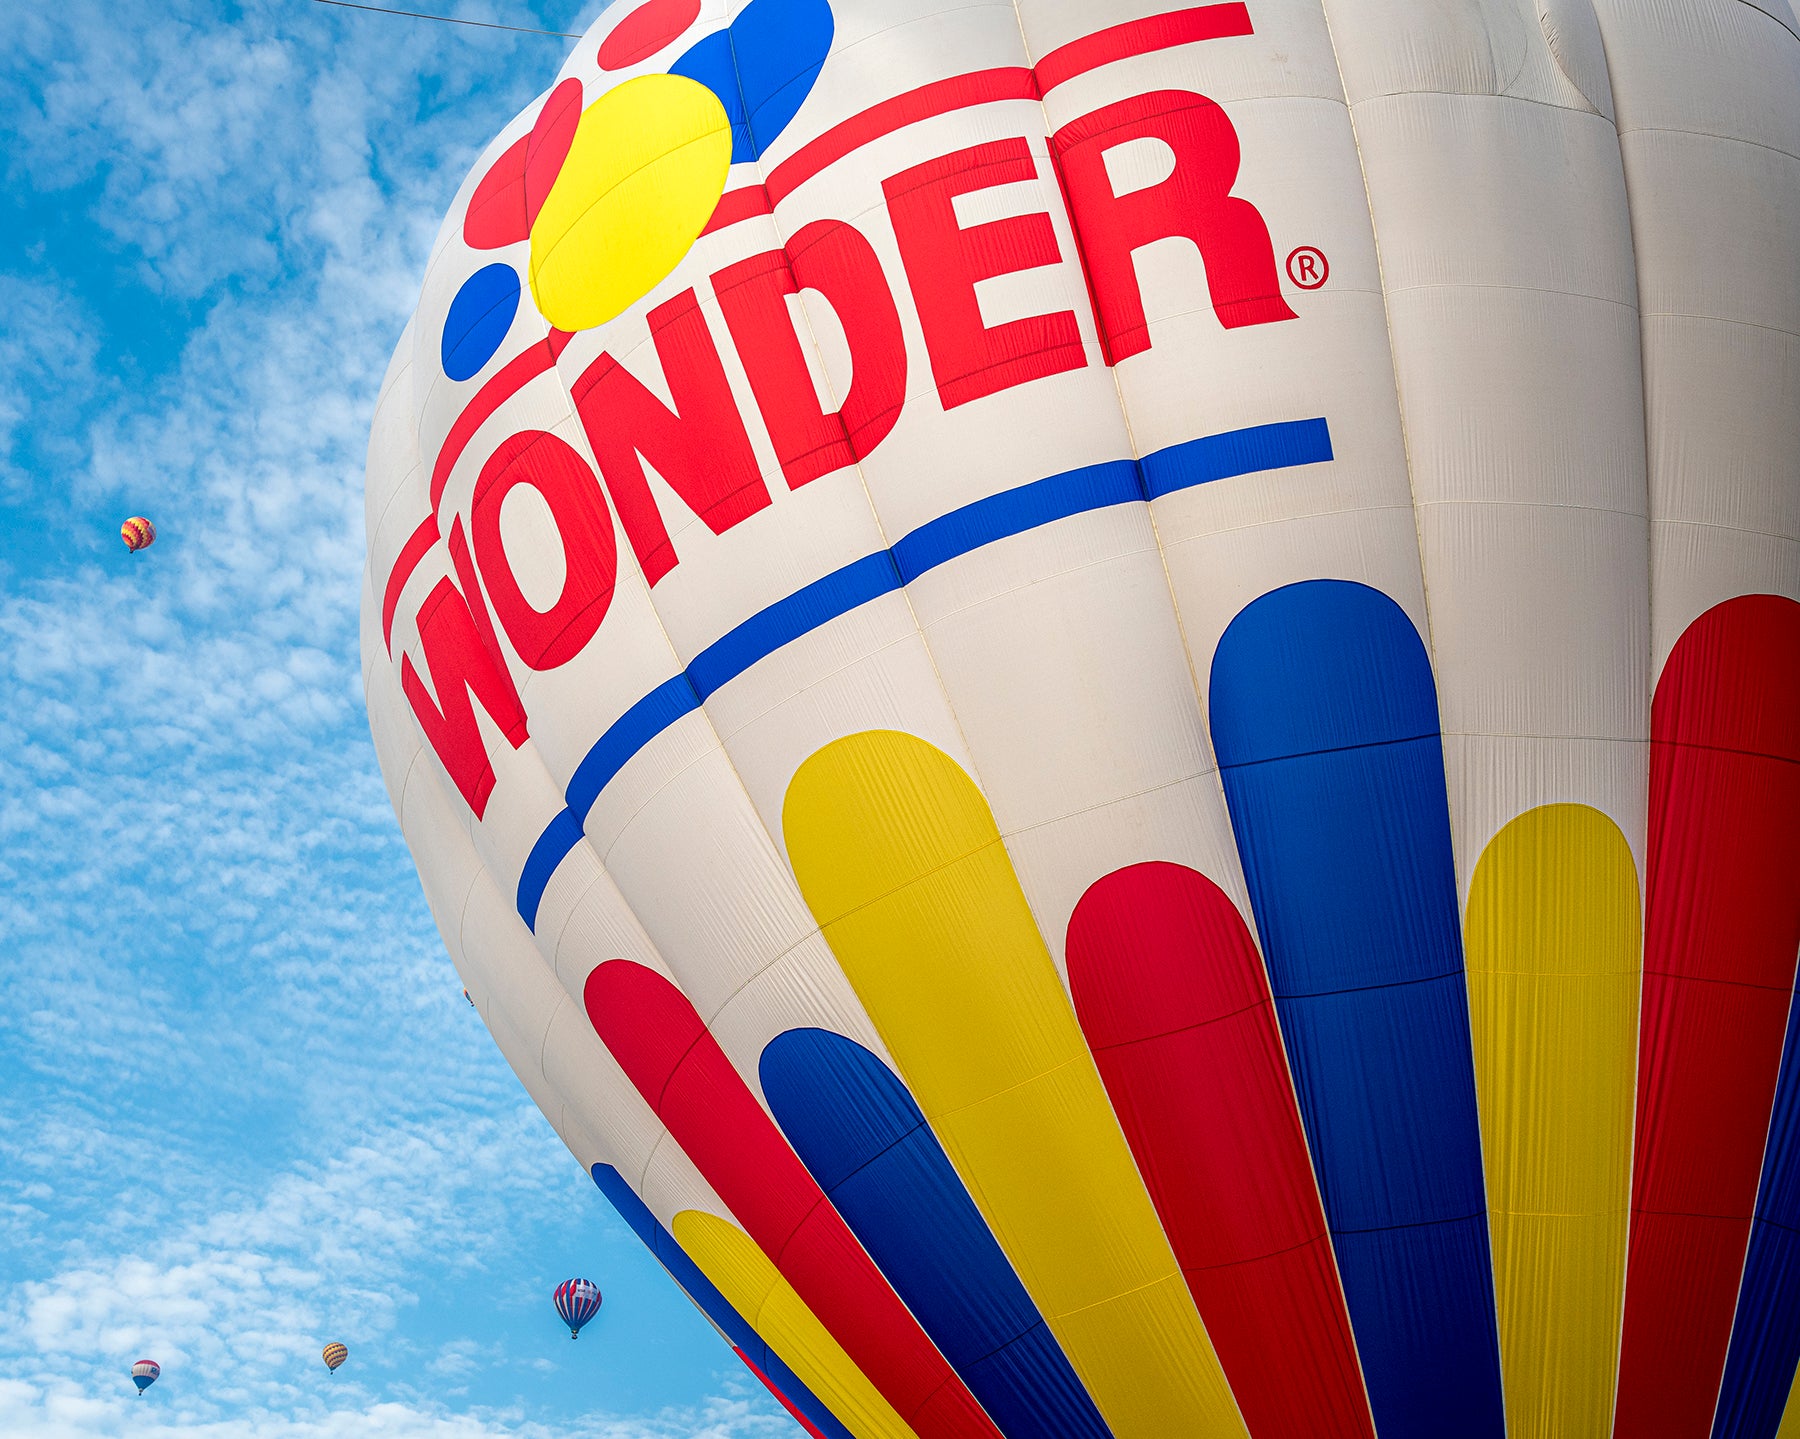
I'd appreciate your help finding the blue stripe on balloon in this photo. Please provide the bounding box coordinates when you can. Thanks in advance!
[1140,416,1333,499]
[567,676,703,821]
[891,460,1142,582]
[1207,579,1505,1439]
[689,553,902,700]
[759,1029,1115,1439]
[1712,985,1800,1439]
[589,1163,856,1439]
[517,807,584,931]
[516,417,1332,928]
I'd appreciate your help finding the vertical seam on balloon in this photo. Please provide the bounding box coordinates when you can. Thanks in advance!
[1307,9,1446,1431]
[1582,10,1649,1433]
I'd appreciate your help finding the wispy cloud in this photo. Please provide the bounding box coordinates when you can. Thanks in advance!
[0,0,786,1434]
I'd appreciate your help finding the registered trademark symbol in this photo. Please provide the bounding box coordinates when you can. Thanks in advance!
[1286,246,1329,289]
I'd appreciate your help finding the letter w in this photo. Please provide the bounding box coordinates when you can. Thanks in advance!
[401,570,529,818]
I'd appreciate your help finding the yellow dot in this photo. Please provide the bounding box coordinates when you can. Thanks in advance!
[529,74,732,331]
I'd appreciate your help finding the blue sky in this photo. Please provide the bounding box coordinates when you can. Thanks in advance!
[0,2,795,1434]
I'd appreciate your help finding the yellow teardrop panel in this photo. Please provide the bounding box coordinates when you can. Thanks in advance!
[783,730,1248,1439]
[672,1209,922,1439]
[1465,803,1640,1439]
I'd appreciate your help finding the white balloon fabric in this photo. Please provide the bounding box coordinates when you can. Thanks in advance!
[362,4,1800,1439]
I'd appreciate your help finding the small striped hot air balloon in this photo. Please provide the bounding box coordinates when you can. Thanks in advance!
[553,1278,601,1339]
[322,1342,348,1373]
[130,1359,160,1395]
[120,517,155,553]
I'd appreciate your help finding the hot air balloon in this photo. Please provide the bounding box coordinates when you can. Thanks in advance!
[120,516,155,553]
[322,1342,348,1373]
[362,3,1800,1438]
[553,1278,601,1339]
[130,1359,160,1395]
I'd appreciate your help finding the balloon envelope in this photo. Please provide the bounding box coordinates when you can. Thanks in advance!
[364,3,1800,1438]
[322,1342,348,1372]
[130,1359,159,1395]
[553,1278,601,1338]
[120,516,155,553]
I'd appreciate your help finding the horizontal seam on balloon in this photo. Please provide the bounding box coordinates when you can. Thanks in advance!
[1377,279,1639,310]
[1437,730,1646,744]
[1178,1229,1331,1272]
[700,625,924,748]
[1273,967,1470,1000]
[961,1316,1055,1370]
[1649,738,1800,767]
[533,129,733,279]
[1487,1206,1631,1219]
[698,928,883,1065]
[1407,499,1649,518]
[815,833,1006,932]
[994,765,1223,841]
[899,1371,969,1426]
[904,537,1167,627]
[1628,1207,1763,1222]
[1218,730,1441,769]
[1638,970,1798,994]
[1326,1210,1487,1236]
[1047,1265,1186,1321]
[1649,514,1800,543]
[1614,124,1800,168]
[1347,86,1630,123]
[1648,742,1800,763]
[1641,310,1800,348]
[587,725,715,862]
[812,1120,932,1201]
[1155,502,1414,543]
[1466,967,1639,977]
[1088,993,1273,1051]
[929,1052,1089,1125]
[768,1187,841,1274]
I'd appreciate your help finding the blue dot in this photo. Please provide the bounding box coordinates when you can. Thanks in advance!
[671,0,833,163]
[442,263,521,381]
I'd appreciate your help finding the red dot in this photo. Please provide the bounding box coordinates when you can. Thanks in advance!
[597,0,702,70]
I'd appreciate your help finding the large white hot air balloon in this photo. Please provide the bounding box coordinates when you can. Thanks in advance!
[363,3,1800,1437]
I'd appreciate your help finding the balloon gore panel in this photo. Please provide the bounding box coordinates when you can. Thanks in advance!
[1210,580,1505,1439]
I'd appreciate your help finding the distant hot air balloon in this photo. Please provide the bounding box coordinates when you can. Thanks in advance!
[553,1278,601,1339]
[120,517,155,553]
[365,4,1800,1439]
[130,1359,160,1396]
[463,988,474,1007]
[322,1342,348,1374]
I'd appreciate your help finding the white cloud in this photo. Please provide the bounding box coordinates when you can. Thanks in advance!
[0,1,790,1436]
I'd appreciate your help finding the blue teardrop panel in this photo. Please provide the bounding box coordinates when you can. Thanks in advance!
[760,1027,1115,1439]
[1712,985,1800,1439]
[1208,578,1505,1439]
